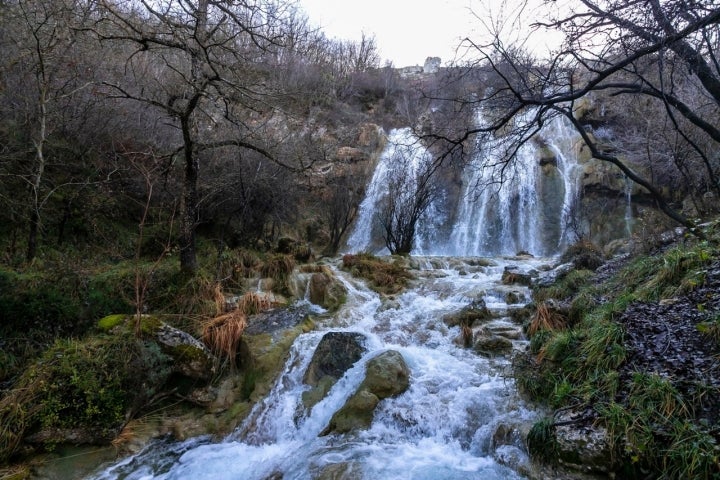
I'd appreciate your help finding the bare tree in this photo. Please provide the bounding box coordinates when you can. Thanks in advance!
[92,0,300,273]
[378,139,440,255]
[0,0,107,261]
[428,0,720,235]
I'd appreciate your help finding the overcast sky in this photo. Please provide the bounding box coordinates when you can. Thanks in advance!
[295,0,566,67]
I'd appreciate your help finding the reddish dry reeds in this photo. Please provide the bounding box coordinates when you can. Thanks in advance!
[527,302,568,336]
[202,310,247,365]
[237,291,273,315]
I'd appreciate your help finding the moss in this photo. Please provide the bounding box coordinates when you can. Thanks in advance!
[168,344,208,363]
[139,315,163,336]
[341,253,412,294]
[0,335,173,461]
[97,314,128,332]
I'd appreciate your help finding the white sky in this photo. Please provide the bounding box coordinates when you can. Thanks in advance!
[294,0,568,67]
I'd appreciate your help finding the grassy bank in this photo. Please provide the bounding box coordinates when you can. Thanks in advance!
[517,223,720,478]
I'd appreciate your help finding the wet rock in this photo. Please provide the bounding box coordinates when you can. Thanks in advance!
[321,389,379,434]
[244,305,311,336]
[302,332,366,409]
[304,332,367,387]
[361,350,410,399]
[443,299,492,327]
[505,291,523,304]
[473,331,513,357]
[321,350,410,435]
[555,411,615,474]
[308,271,348,311]
[314,462,362,480]
[501,266,534,286]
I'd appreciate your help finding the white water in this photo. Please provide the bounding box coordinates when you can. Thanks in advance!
[88,257,545,480]
[345,128,443,255]
[347,114,582,258]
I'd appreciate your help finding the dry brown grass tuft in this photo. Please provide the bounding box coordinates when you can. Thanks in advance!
[527,302,568,336]
[0,464,30,479]
[213,282,226,315]
[237,292,273,315]
[202,310,247,365]
[111,422,137,449]
[0,382,40,463]
[260,254,295,280]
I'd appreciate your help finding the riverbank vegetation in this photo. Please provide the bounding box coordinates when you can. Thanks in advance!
[518,223,720,477]
[2,0,720,477]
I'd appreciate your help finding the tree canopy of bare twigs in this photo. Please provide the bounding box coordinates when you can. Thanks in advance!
[429,0,720,235]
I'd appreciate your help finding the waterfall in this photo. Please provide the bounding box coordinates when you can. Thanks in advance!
[88,257,545,480]
[543,115,583,251]
[346,113,582,257]
[345,128,442,255]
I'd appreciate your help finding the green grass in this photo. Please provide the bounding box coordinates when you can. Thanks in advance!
[514,224,720,475]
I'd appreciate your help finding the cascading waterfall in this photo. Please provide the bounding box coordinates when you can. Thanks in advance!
[88,257,545,480]
[446,109,543,257]
[345,127,442,255]
[346,113,582,257]
[543,115,583,251]
[85,110,588,480]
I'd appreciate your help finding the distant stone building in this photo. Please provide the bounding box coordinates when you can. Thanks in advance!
[423,57,441,74]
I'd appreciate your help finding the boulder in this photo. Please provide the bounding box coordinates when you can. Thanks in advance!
[501,266,534,286]
[155,323,216,381]
[308,272,348,311]
[304,332,367,386]
[474,330,514,357]
[554,411,615,474]
[302,332,366,409]
[443,298,492,327]
[360,350,410,399]
[315,462,362,480]
[321,350,410,435]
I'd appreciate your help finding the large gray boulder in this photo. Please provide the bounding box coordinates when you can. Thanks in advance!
[321,350,410,435]
[302,332,367,410]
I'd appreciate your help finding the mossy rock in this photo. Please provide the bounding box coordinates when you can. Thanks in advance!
[320,350,410,436]
[97,314,127,331]
[443,299,491,327]
[473,333,513,357]
[308,272,348,311]
[320,389,379,435]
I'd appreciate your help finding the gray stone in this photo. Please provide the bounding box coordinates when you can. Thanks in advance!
[474,332,513,357]
[555,411,615,473]
[304,332,366,386]
[321,350,410,436]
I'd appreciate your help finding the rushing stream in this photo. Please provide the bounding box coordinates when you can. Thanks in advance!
[85,112,587,479]
[88,255,549,480]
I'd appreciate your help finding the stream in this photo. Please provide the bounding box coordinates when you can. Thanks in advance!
[87,255,550,480]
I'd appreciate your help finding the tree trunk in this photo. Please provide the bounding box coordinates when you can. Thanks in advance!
[180,141,199,274]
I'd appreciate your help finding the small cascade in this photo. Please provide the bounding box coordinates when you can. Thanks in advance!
[88,257,546,480]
